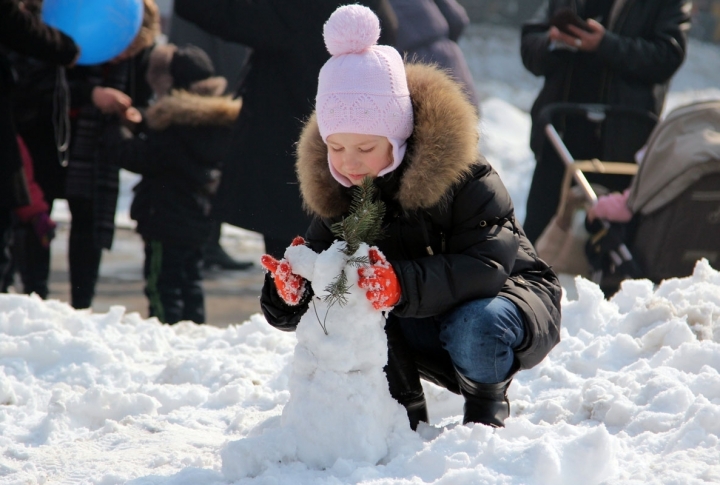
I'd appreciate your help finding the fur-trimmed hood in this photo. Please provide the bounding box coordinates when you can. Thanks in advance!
[145,90,241,131]
[296,62,480,219]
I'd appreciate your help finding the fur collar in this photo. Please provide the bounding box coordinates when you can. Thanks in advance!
[145,90,241,131]
[296,63,480,219]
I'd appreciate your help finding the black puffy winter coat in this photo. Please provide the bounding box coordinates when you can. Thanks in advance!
[105,91,241,247]
[261,63,562,374]
[521,0,691,162]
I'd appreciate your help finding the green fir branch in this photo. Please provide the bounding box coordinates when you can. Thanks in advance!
[346,255,370,267]
[323,269,350,309]
[331,177,386,256]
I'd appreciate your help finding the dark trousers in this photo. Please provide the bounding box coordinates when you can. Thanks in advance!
[67,198,102,308]
[6,197,102,307]
[143,239,205,324]
[524,144,633,245]
[9,224,49,298]
[397,296,525,384]
[207,220,222,248]
[524,148,567,245]
[0,210,11,292]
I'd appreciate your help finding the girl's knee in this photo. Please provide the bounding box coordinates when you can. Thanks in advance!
[440,297,525,359]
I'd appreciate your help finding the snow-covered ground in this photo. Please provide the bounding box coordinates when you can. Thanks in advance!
[4,25,720,485]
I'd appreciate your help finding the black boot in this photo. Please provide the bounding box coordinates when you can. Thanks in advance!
[455,370,513,427]
[385,319,428,430]
[203,243,253,270]
[386,354,428,431]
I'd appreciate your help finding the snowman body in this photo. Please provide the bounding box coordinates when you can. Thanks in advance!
[281,241,412,468]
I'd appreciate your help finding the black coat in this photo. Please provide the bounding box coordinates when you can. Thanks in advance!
[262,63,562,378]
[105,91,241,247]
[521,0,691,162]
[0,0,77,208]
[173,0,398,250]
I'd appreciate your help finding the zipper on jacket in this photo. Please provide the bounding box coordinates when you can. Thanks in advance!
[417,213,434,255]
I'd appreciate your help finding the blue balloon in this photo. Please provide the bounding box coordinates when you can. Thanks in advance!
[42,0,144,66]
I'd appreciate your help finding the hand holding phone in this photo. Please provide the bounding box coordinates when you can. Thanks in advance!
[550,8,592,36]
[548,9,605,52]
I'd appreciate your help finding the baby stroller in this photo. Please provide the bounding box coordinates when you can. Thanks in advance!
[535,100,720,295]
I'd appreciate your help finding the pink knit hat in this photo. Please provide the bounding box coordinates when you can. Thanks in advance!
[317,5,414,187]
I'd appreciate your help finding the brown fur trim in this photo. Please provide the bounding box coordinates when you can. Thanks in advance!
[188,77,228,97]
[146,90,241,130]
[123,0,161,59]
[146,44,176,98]
[296,63,480,218]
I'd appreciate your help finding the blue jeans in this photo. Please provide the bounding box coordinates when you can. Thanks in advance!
[397,296,525,384]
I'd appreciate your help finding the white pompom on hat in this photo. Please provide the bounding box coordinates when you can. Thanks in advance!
[316,4,414,187]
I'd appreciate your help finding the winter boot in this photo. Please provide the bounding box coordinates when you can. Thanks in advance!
[385,319,428,430]
[455,369,513,427]
[203,243,253,270]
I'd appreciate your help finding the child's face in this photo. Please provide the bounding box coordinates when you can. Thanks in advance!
[327,133,393,185]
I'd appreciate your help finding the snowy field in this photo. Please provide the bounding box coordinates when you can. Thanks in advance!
[3,24,720,485]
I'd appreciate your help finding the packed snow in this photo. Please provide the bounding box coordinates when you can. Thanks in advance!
[3,24,720,485]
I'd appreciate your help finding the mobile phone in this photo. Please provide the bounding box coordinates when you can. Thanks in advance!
[550,8,592,35]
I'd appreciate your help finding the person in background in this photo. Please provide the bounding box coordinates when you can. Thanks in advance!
[60,0,160,309]
[8,0,159,305]
[104,44,241,324]
[520,0,691,244]
[260,5,562,430]
[389,0,479,107]
[169,10,253,271]
[173,0,398,258]
[1,136,57,292]
[0,0,78,293]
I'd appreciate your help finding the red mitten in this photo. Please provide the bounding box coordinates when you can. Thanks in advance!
[358,248,401,310]
[260,236,307,305]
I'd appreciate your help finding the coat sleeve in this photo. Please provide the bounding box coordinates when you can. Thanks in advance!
[304,216,336,254]
[520,1,569,78]
[595,0,690,85]
[0,1,78,65]
[260,226,324,332]
[173,0,290,51]
[391,167,520,319]
[108,124,224,188]
[260,272,314,332]
[260,216,335,331]
[433,0,470,42]
[101,124,160,175]
[374,0,399,47]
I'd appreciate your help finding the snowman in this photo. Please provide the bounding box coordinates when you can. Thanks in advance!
[221,180,420,478]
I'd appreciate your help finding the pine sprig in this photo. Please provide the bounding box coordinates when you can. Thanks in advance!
[346,255,370,267]
[323,269,350,309]
[331,177,386,256]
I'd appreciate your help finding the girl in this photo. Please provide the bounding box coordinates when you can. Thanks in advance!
[260,5,562,429]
